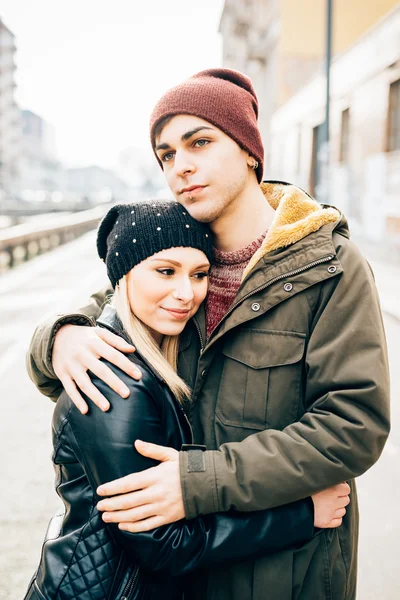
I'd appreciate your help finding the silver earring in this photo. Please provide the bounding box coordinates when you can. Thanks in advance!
[252,160,259,170]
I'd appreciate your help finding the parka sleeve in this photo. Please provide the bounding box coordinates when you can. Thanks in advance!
[25,284,112,401]
[179,237,391,517]
[65,361,315,576]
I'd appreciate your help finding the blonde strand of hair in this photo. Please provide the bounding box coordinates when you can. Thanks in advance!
[111,276,191,403]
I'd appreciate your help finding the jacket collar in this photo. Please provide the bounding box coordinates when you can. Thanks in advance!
[96,304,165,383]
[241,181,342,281]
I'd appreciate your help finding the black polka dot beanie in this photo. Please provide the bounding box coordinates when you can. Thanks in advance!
[97,200,213,288]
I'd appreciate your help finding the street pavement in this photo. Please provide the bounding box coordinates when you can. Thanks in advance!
[0,231,399,599]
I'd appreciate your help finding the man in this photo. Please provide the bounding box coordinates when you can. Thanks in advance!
[27,69,390,599]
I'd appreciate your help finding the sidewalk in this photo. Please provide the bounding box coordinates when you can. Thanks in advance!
[366,257,400,322]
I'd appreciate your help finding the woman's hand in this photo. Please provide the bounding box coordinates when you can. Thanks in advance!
[312,482,351,528]
[52,324,140,414]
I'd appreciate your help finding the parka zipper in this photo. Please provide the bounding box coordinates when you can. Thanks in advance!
[193,318,205,353]
[183,411,194,443]
[120,565,140,600]
[197,254,335,352]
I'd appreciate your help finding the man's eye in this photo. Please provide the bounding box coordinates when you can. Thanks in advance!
[161,151,174,162]
[157,268,174,276]
[193,139,209,148]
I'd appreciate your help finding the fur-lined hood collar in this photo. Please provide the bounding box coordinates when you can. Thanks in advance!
[242,181,342,280]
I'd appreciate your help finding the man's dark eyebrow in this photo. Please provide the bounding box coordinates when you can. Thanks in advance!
[155,141,171,152]
[155,126,214,152]
[181,126,214,141]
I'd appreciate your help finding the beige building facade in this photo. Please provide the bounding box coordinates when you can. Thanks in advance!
[270,6,400,247]
[219,0,400,249]
[219,0,400,175]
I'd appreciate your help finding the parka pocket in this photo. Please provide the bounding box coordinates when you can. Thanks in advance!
[216,329,306,431]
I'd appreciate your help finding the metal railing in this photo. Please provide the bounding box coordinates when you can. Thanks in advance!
[0,204,111,271]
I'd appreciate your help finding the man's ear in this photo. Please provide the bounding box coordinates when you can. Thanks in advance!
[247,155,259,170]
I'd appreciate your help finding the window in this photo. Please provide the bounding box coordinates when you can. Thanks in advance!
[339,108,350,163]
[387,79,400,152]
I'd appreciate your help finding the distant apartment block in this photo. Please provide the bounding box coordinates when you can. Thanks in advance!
[64,165,131,203]
[0,17,20,195]
[19,109,62,194]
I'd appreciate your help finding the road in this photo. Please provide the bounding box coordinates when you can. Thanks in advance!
[0,232,399,599]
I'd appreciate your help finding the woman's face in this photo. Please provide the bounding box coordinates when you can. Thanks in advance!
[127,246,210,344]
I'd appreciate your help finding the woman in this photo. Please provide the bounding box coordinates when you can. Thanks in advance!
[25,200,350,600]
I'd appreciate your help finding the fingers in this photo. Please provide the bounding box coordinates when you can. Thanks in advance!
[119,516,164,533]
[53,325,137,409]
[62,377,89,415]
[329,518,343,528]
[96,328,142,379]
[134,440,178,462]
[337,482,351,496]
[97,489,150,512]
[99,344,142,381]
[340,494,351,508]
[103,504,156,524]
[96,326,136,353]
[97,470,153,497]
[83,357,131,399]
[70,369,111,411]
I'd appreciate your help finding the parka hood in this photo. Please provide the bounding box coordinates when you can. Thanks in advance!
[242,181,343,280]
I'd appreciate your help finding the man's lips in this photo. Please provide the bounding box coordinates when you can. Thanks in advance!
[180,185,206,195]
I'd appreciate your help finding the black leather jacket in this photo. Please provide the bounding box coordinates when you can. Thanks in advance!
[25,305,314,600]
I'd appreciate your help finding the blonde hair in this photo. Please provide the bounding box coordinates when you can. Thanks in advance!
[111,274,191,403]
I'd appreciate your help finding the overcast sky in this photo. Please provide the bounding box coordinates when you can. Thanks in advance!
[1,0,224,169]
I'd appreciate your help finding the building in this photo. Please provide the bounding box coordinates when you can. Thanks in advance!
[219,0,399,173]
[19,109,63,196]
[64,165,132,204]
[117,146,168,199]
[269,6,400,249]
[0,17,20,195]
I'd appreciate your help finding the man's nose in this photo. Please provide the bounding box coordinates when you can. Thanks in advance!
[174,150,195,178]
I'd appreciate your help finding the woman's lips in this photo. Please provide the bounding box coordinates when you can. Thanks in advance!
[162,308,191,320]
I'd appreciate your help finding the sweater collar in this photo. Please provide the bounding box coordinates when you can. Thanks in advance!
[213,231,267,266]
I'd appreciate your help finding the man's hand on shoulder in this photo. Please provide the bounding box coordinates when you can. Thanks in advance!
[96,441,184,532]
[53,324,140,414]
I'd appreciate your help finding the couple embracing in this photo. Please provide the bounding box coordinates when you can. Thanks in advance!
[25,68,390,600]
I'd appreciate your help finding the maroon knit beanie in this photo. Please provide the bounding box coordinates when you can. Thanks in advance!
[149,68,264,183]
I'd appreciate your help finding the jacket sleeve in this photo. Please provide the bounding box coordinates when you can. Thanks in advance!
[179,236,391,517]
[66,361,315,576]
[25,284,112,401]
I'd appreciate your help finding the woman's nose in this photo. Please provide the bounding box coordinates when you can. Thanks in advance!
[172,279,194,302]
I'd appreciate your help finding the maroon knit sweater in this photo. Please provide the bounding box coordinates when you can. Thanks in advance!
[205,232,267,340]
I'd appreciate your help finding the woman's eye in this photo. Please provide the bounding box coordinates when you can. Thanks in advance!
[161,151,174,162]
[193,272,209,280]
[193,139,209,148]
[157,268,175,276]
